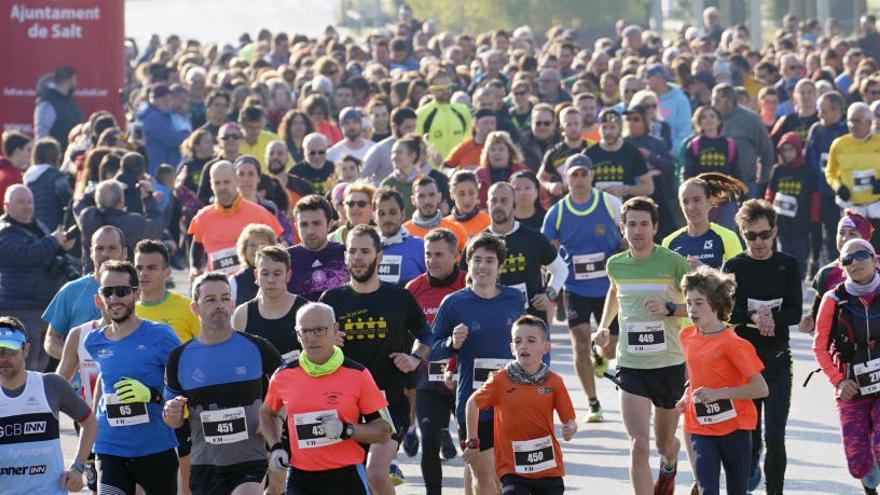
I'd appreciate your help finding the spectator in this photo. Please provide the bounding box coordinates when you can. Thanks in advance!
[0,185,73,370]
[24,137,70,232]
[645,63,693,152]
[0,131,32,213]
[78,179,165,273]
[34,66,83,151]
[138,83,189,174]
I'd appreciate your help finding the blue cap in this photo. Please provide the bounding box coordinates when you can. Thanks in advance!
[0,327,26,350]
[338,106,363,124]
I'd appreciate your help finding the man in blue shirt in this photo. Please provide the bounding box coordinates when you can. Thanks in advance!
[374,188,426,286]
[43,225,128,362]
[85,260,180,494]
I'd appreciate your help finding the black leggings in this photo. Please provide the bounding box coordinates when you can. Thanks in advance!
[751,348,792,494]
[286,464,369,495]
[500,474,565,495]
[96,448,178,495]
[416,388,455,495]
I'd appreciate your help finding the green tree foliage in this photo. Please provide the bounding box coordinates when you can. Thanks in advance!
[408,0,650,35]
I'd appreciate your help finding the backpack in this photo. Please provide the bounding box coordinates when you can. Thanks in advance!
[690,135,735,164]
[804,283,855,387]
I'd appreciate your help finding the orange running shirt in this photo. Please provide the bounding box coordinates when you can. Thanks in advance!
[403,218,469,254]
[264,358,389,471]
[444,210,491,240]
[473,368,576,479]
[680,326,764,436]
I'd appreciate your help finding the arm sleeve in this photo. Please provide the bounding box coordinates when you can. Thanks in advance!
[813,292,846,387]
[44,373,92,423]
[163,345,184,399]
[774,257,804,326]
[722,260,750,325]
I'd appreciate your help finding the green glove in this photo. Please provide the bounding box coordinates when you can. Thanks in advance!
[113,377,151,404]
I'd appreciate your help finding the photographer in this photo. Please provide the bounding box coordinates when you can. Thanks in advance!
[0,184,74,370]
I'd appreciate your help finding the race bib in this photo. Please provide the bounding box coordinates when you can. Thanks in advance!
[509,282,529,310]
[377,255,403,284]
[472,358,509,389]
[853,169,875,192]
[282,349,301,364]
[625,321,666,354]
[854,357,880,395]
[772,193,798,218]
[572,253,606,281]
[200,407,248,445]
[293,409,341,449]
[694,399,737,425]
[595,181,624,191]
[512,435,557,474]
[209,247,240,275]
[428,359,457,382]
[104,393,149,427]
[746,298,782,329]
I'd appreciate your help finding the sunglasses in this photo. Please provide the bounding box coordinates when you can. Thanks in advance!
[430,84,453,91]
[346,199,369,208]
[841,250,874,266]
[743,230,773,241]
[220,135,242,141]
[534,120,553,127]
[308,150,327,156]
[99,286,137,298]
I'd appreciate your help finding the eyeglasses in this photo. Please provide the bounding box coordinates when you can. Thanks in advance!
[534,120,553,127]
[743,230,773,241]
[841,250,874,266]
[868,89,880,96]
[99,286,137,298]
[296,326,329,337]
[346,199,369,208]
[308,150,327,156]
[430,84,452,91]
[513,91,527,96]
[220,135,242,141]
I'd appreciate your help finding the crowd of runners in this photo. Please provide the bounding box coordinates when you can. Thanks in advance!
[6,4,880,495]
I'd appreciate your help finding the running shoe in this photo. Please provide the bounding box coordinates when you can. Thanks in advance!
[746,461,761,492]
[585,399,604,423]
[591,348,609,379]
[654,461,677,495]
[865,487,878,495]
[389,462,406,486]
[864,460,880,490]
[402,429,419,457]
[440,428,457,460]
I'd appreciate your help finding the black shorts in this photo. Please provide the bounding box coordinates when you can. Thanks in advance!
[616,363,687,410]
[175,421,192,457]
[457,419,494,452]
[500,474,565,495]
[564,291,619,335]
[96,449,178,495]
[189,461,266,495]
[287,464,369,495]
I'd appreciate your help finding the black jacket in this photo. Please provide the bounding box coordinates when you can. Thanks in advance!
[0,216,65,309]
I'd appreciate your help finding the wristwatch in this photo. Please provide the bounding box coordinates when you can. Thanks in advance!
[460,437,480,450]
[69,460,86,474]
[340,422,355,440]
[665,301,677,317]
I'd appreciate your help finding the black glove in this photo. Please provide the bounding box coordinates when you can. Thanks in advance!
[873,178,880,195]
[837,184,851,202]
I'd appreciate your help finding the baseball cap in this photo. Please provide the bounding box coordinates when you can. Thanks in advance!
[218,122,243,138]
[646,63,673,81]
[150,83,171,99]
[562,154,594,174]
[0,326,26,350]
[339,106,363,124]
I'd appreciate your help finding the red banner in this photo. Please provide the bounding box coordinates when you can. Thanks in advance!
[0,0,124,135]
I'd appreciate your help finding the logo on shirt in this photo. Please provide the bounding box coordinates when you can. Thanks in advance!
[96,349,113,359]
[594,223,606,236]
[192,368,206,383]
[136,344,146,350]
[538,387,553,394]
[235,366,247,375]
[25,397,38,408]
[501,253,527,274]
[323,391,342,404]
[778,178,802,196]
[703,240,713,250]
[343,316,388,340]
[311,260,323,268]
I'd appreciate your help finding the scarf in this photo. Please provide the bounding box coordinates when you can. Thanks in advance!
[505,360,550,386]
[412,210,443,230]
[452,205,480,223]
[299,346,345,377]
[846,272,880,297]
[381,227,408,247]
[428,266,460,287]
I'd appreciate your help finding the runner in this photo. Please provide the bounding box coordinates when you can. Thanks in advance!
[319,224,434,494]
[813,238,880,495]
[594,196,690,495]
[445,171,491,239]
[677,266,768,495]
[406,228,467,495]
[542,154,622,422]
[260,302,395,495]
[404,176,468,253]
[288,194,348,300]
[135,239,200,342]
[374,188,426,286]
[485,181,567,324]
[85,260,181,494]
[663,174,745,270]
[538,107,591,206]
[233,245,308,362]
[585,108,654,200]
[187,160,282,278]
[43,226,127,361]
[722,199,803,495]
[431,232,526,494]
[163,272,283,495]
[0,317,97,495]
[465,315,577,495]
[329,183,376,245]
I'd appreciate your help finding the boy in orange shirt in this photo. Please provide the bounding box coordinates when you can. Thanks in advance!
[676,266,768,495]
[445,170,490,239]
[464,315,577,495]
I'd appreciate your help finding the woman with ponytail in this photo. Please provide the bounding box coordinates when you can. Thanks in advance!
[662,173,746,270]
